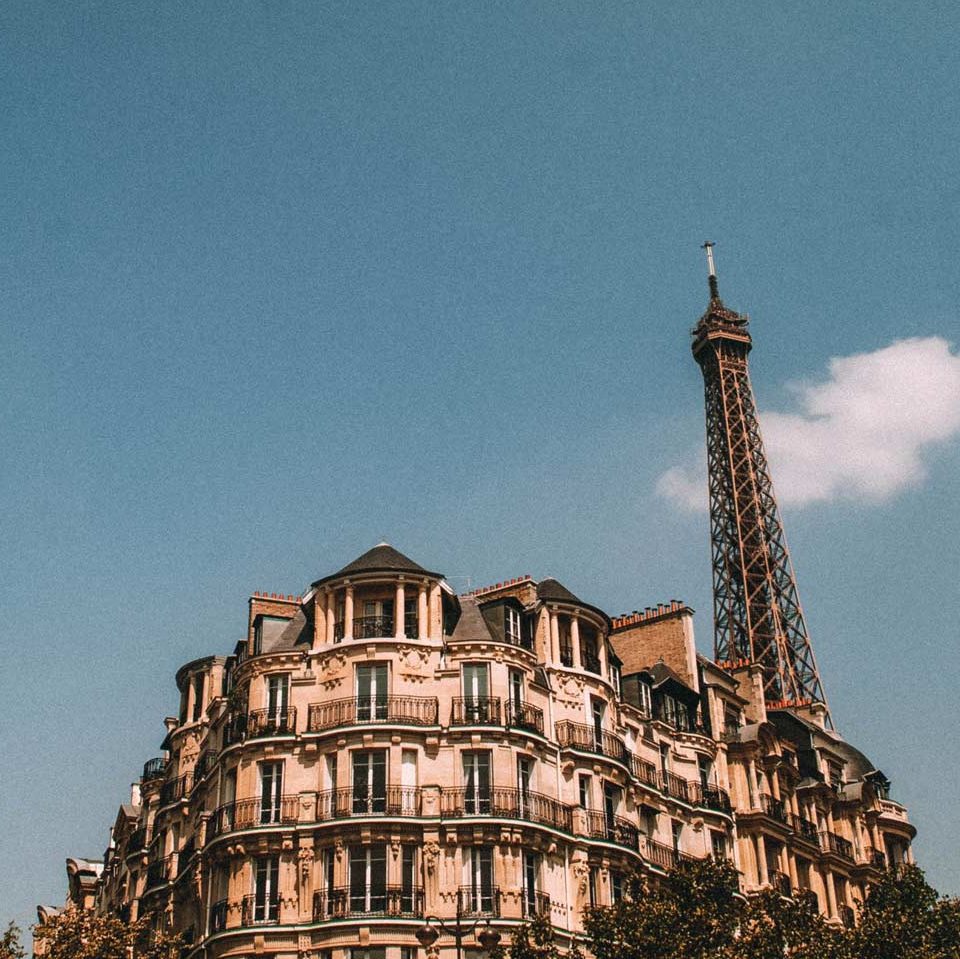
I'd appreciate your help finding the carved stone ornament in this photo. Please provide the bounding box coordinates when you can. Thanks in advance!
[391,840,401,860]
[298,847,314,883]
[572,861,590,893]
[423,840,441,873]
[335,837,344,861]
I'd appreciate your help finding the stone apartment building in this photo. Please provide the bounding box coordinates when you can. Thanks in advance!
[40,543,915,959]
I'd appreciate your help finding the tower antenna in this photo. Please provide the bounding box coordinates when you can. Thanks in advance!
[702,240,719,299]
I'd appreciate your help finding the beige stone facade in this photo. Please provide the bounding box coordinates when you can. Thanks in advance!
[51,544,914,958]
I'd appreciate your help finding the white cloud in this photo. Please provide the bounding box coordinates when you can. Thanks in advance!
[657,336,960,511]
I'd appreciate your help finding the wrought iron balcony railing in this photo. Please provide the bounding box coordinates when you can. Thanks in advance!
[159,775,191,807]
[580,650,601,674]
[863,847,887,868]
[127,827,147,852]
[208,796,299,840]
[661,771,693,803]
[579,810,641,851]
[630,756,659,788]
[209,899,228,934]
[333,615,418,640]
[246,707,297,737]
[555,721,628,764]
[313,885,424,920]
[521,891,551,918]
[840,904,856,928]
[240,894,279,926]
[451,696,502,726]
[142,757,166,781]
[691,783,732,813]
[441,787,572,831]
[145,856,173,890]
[307,695,438,732]
[504,701,544,734]
[769,870,792,897]
[559,644,574,668]
[822,831,854,860]
[457,886,501,918]
[316,786,422,819]
[645,839,680,871]
[760,794,790,825]
[792,815,820,843]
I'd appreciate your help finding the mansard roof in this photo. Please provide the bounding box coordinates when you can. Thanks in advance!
[312,542,442,587]
[536,577,611,627]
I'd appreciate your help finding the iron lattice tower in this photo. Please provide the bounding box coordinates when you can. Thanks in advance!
[692,244,830,721]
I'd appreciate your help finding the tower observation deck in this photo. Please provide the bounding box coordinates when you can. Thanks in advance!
[692,244,830,723]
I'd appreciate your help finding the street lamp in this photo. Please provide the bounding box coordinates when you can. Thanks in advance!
[416,914,501,959]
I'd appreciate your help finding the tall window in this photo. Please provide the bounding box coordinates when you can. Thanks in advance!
[404,596,419,639]
[191,674,204,722]
[352,750,387,814]
[360,599,394,639]
[671,820,683,854]
[659,744,671,782]
[259,761,283,824]
[349,844,387,913]
[266,674,289,722]
[637,680,653,717]
[578,774,592,809]
[580,627,599,673]
[462,847,494,913]
[461,663,490,722]
[253,856,279,923]
[462,751,491,814]
[698,756,712,790]
[588,866,598,908]
[711,830,727,860]
[505,607,521,645]
[401,845,417,912]
[603,782,620,835]
[356,663,388,721]
[609,662,622,698]
[611,871,624,903]
[591,698,605,751]
[523,851,540,915]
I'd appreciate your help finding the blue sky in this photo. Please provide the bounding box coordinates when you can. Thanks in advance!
[2,0,959,938]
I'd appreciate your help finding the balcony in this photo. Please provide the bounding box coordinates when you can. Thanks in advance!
[581,650,601,674]
[177,839,196,878]
[240,894,279,926]
[208,796,299,839]
[159,775,191,807]
[863,847,887,869]
[759,795,790,826]
[246,707,297,737]
[142,757,166,781]
[822,831,854,861]
[457,886,501,918]
[555,721,628,765]
[660,772,693,804]
[308,696,439,732]
[127,826,147,853]
[521,891,551,918]
[692,784,732,814]
[559,644,574,668]
[504,701,544,735]
[209,899,228,933]
[316,786,423,819]
[145,856,173,890]
[333,616,420,641]
[630,756,659,789]
[579,810,640,851]
[441,787,573,831]
[769,870,792,897]
[192,750,214,783]
[792,815,820,844]
[840,904,856,928]
[645,839,680,871]
[451,696,502,726]
[313,885,424,920]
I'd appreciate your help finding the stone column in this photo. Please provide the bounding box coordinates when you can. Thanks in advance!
[824,868,838,918]
[570,615,582,670]
[550,611,561,665]
[344,586,354,641]
[755,834,769,885]
[325,589,335,644]
[395,582,405,639]
[418,584,428,640]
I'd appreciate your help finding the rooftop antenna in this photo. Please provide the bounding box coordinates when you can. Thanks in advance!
[702,240,719,299]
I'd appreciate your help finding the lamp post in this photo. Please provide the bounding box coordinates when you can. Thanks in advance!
[415,914,501,959]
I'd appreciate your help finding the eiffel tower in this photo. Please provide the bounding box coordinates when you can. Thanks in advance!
[692,244,830,723]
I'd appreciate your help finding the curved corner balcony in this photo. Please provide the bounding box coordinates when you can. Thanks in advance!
[208,796,300,840]
[450,696,502,726]
[246,707,297,738]
[142,757,167,782]
[556,720,628,766]
[578,809,641,852]
[504,701,545,735]
[440,787,573,832]
[316,786,423,820]
[308,696,439,732]
[333,616,420,641]
[313,885,424,921]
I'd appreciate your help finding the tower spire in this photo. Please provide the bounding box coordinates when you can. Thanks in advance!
[691,248,831,725]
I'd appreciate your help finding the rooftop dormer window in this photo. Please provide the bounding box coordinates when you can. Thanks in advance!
[505,607,521,646]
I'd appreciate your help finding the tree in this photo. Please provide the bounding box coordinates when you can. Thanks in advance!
[852,865,960,959]
[507,911,584,959]
[0,922,26,959]
[32,910,182,959]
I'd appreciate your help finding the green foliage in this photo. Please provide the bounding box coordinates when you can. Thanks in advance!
[0,922,26,959]
[507,911,584,959]
[578,858,959,959]
[32,910,182,959]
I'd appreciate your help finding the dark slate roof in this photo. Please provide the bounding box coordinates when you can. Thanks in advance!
[448,595,497,644]
[266,609,312,653]
[536,578,612,626]
[312,543,442,587]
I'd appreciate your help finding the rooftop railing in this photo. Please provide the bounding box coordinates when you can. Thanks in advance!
[142,757,166,781]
